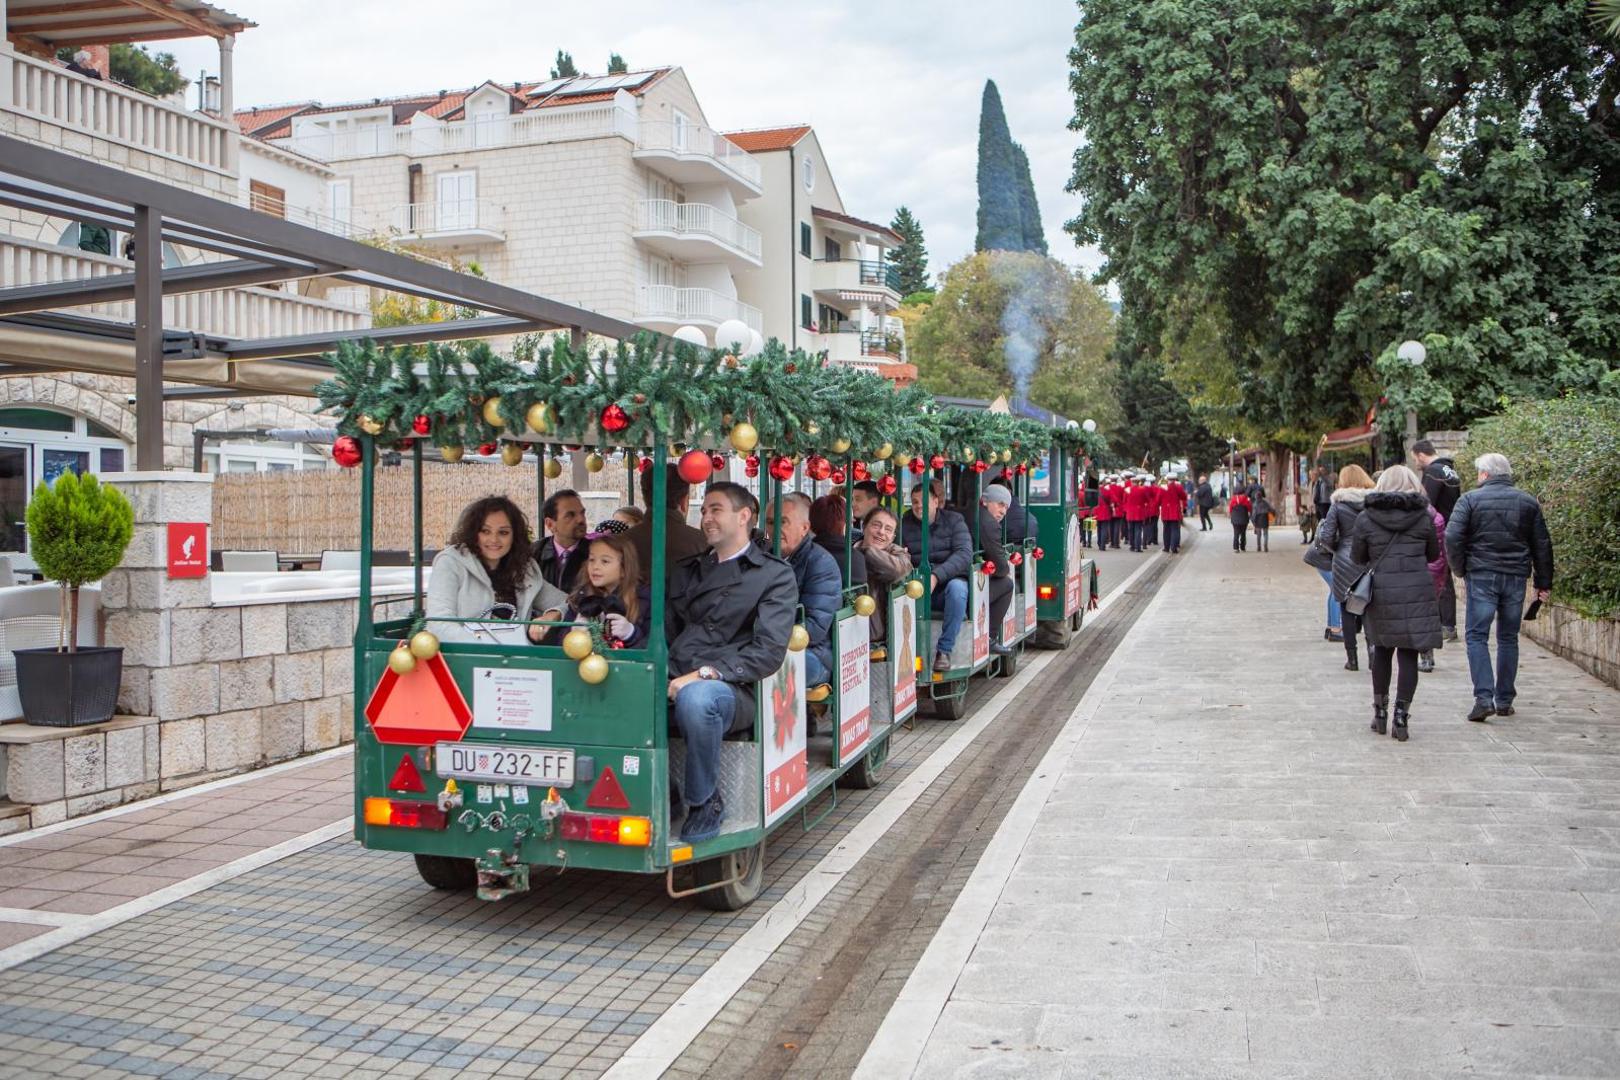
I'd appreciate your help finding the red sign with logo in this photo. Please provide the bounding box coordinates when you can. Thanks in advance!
[167,522,208,578]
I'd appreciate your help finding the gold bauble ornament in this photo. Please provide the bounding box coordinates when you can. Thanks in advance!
[358,415,384,436]
[893,453,912,469]
[962,447,976,463]
[543,456,563,480]
[408,631,440,660]
[525,401,555,434]
[584,451,605,473]
[729,422,759,454]
[1000,449,1012,463]
[578,653,610,685]
[500,443,526,467]
[787,625,810,652]
[439,445,464,464]
[562,627,594,661]
[482,396,505,427]
[876,442,893,460]
[831,437,852,455]
[853,594,877,618]
[804,422,820,437]
[387,644,417,675]
[905,579,925,600]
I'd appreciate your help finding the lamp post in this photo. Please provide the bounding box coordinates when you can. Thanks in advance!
[1397,339,1427,465]
[1227,436,1237,499]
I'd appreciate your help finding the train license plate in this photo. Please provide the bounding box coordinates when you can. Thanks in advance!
[435,743,575,786]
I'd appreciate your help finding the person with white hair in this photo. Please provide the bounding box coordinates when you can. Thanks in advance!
[1444,452,1554,722]
[1348,464,1442,742]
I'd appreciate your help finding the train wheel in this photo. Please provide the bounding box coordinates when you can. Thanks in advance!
[694,840,767,911]
[413,853,476,891]
[933,687,968,721]
[839,733,889,790]
[997,649,1020,678]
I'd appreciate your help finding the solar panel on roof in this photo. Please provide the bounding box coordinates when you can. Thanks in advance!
[526,78,568,98]
[550,72,655,98]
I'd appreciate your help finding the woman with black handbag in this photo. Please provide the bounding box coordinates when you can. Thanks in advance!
[1348,465,1442,742]
[1313,464,1375,666]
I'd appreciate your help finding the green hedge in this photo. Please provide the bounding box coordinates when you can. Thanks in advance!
[1466,395,1620,619]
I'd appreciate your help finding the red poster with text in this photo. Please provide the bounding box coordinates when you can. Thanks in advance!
[167,522,208,578]
[763,651,808,825]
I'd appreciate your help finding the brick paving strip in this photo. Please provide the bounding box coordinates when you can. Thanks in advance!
[861,531,1620,1079]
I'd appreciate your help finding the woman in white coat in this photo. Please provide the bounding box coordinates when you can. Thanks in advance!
[426,496,566,643]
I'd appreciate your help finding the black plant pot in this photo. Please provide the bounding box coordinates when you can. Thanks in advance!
[13,646,124,727]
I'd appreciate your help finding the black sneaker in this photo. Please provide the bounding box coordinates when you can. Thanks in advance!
[1467,701,1493,722]
[933,651,952,673]
[1496,705,1515,717]
[990,641,1013,656]
[680,794,725,843]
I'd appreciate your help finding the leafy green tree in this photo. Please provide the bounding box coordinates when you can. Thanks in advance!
[551,51,578,79]
[57,44,187,97]
[1011,143,1047,255]
[607,53,628,74]
[976,81,1026,252]
[1066,1,1620,450]
[26,472,133,652]
[888,206,931,296]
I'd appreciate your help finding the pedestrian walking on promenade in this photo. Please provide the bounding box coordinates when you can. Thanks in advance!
[1444,453,1554,722]
[1317,464,1375,666]
[1350,465,1442,743]
[1228,490,1251,551]
[1413,439,1463,642]
[1195,474,1215,531]
[1252,490,1273,552]
[1311,465,1334,525]
[1418,499,1450,673]
[1160,475,1186,554]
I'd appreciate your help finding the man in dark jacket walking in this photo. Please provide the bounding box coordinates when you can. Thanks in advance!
[1445,453,1554,722]
[667,482,797,842]
[1195,475,1216,531]
[770,493,841,697]
[1413,440,1462,641]
[902,480,973,672]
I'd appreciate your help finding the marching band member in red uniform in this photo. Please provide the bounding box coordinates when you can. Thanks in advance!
[1160,476,1187,554]
[1123,475,1151,552]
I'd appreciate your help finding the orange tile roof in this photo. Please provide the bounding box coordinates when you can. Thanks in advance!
[235,103,313,137]
[724,125,811,152]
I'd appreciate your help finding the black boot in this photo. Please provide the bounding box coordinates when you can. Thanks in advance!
[1371,695,1388,735]
[1344,641,1359,671]
[1392,702,1410,742]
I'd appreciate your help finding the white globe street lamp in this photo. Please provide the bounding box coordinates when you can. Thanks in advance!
[1397,339,1426,463]
[1082,418,1097,433]
[672,325,708,347]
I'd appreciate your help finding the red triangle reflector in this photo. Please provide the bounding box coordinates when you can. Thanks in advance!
[389,754,426,793]
[586,766,630,810]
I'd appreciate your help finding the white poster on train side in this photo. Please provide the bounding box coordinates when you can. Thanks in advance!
[836,614,872,762]
[1064,515,1082,617]
[890,593,917,721]
[972,568,990,666]
[1023,552,1038,629]
[763,650,807,827]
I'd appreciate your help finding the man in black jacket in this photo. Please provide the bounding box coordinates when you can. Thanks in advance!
[667,482,797,842]
[1445,453,1554,722]
[533,488,588,591]
[902,479,973,672]
[1414,439,1463,640]
[987,479,1038,545]
[1195,475,1216,531]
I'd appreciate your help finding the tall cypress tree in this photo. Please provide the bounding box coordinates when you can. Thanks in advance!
[975,81,1025,252]
[1011,143,1047,254]
[889,206,931,295]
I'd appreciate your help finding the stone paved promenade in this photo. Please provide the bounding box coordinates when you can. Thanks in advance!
[864,528,1620,1079]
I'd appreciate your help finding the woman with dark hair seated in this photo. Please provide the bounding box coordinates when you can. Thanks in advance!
[541,530,652,647]
[427,496,566,643]
[809,492,867,588]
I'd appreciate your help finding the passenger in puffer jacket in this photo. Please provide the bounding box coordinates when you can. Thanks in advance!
[769,493,841,699]
[1418,502,1449,673]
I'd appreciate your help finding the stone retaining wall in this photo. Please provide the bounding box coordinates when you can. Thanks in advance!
[1523,603,1620,691]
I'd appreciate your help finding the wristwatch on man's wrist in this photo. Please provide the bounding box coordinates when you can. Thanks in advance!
[698,665,719,681]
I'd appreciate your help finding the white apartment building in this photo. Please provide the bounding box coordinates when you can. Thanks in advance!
[0,0,372,537]
[727,125,913,385]
[247,68,766,344]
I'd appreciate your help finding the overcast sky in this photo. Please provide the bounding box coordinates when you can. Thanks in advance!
[160,0,1097,283]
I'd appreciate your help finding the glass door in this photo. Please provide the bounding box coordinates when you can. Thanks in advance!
[0,444,30,552]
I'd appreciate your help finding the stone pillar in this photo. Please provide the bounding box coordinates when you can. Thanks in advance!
[218,33,237,173]
[0,0,13,113]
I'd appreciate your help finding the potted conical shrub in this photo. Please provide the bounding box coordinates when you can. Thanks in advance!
[14,472,134,726]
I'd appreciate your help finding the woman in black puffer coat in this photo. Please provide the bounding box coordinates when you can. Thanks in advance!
[1316,464,1375,669]
[1349,465,1441,742]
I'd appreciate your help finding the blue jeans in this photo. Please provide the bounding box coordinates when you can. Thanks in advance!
[1465,573,1527,708]
[931,577,969,656]
[671,679,735,807]
[1317,568,1341,629]
[806,649,829,688]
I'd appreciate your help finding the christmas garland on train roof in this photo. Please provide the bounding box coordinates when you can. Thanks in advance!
[314,333,1108,466]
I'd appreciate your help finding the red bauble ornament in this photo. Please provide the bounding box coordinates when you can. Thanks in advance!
[877,475,898,496]
[398,438,414,451]
[783,362,797,374]
[981,561,996,576]
[332,435,363,468]
[637,457,654,474]
[806,455,832,482]
[744,461,760,479]
[600,403,631,434]
[1016,463,1029,475]
[830,468,847,485]
[1032,547,1045,560]
[412,415,431,436]
[908,457,926,475]
[478,442,498,456]
[852,461,870,481]
[1009,552,1023,566]
[929,454,946,470]
[710,452,726,472]
[768,455,795,481]
[972,460,988,474]
[677,448,712,484]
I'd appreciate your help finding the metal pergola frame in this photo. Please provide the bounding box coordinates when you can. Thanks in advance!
[0,132,648,469]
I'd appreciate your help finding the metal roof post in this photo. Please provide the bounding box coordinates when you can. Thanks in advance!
[132,204,164,470]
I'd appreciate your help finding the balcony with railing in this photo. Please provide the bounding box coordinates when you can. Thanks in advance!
[634,285,762,335]
[275,101,638,162]
[376,199,505,246]
[633,199,762,270]
[812,258,902,303]
[633,121,762,197]
[5,50,235,176]
[0,234,369,340]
